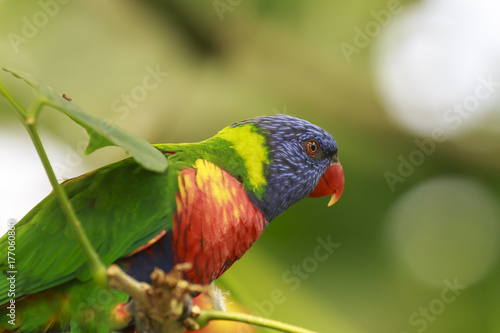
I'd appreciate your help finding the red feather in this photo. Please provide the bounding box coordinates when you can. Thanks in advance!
[172,160,267,285]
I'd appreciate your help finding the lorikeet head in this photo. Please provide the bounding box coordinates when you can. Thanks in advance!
[228,115,344,221]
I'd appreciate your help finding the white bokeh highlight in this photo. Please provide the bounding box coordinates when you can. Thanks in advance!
[385,177,500,287]
[373,0,500,139]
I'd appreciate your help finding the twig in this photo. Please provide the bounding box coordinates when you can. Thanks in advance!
[0,80,108,288]
[197,310,318,333]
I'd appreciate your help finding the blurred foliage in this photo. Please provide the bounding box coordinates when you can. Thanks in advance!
[1,1,499,332]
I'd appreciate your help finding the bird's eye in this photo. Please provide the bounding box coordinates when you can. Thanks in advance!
[307,140,318,155]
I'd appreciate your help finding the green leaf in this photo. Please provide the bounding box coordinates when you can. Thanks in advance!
[3,67,168,173]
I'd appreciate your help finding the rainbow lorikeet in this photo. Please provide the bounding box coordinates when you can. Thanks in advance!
[0,115,344,332]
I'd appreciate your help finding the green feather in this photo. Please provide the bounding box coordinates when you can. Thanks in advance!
[0,157,175,303]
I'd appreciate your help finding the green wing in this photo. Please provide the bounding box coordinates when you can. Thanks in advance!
[0,155,179,304]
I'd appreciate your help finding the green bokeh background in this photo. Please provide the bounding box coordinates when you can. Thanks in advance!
[1,1,499,332]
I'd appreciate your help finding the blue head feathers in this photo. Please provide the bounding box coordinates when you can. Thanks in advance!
[232,115,339,221]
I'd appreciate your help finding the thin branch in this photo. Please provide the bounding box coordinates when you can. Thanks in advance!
[0,80,108,289]
[25,118,108,288]
[108,264,318,333]
[0,79,27,120]
[197,310,318,333]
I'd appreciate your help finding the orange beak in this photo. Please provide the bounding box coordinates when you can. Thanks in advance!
[308,161,344,206]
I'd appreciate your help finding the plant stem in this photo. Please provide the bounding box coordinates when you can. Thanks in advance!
[25,119,108,288]
[197,310,318,333]
[0,80,27,120]
[0,77,108,289]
